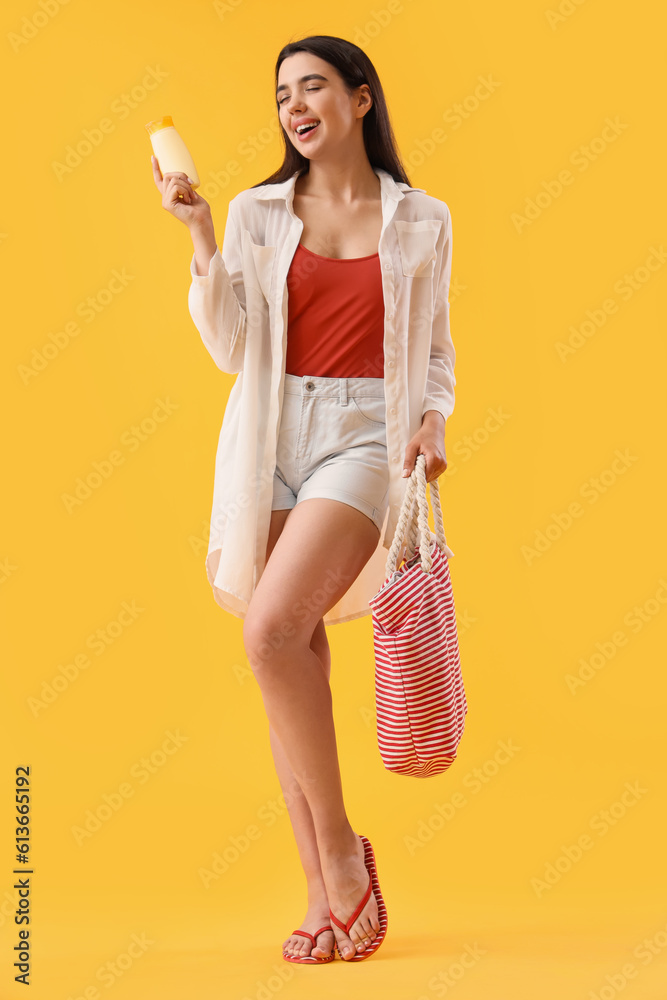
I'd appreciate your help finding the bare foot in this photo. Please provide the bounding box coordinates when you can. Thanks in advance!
[282,902,335,961]
[321,832,380,960]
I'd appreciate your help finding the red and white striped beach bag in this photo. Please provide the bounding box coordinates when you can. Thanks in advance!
[369,454,467,777]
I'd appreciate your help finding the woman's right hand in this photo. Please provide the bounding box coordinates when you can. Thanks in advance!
[151,155,213,231]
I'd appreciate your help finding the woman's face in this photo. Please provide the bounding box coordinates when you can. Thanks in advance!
[276,51,371,158]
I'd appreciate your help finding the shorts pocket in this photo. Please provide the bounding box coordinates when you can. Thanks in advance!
[394,219,442,277]
[350,395,386,427]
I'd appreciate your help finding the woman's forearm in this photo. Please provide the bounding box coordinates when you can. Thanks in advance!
[191,221,218,276]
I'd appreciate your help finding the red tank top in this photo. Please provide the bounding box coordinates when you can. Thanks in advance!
[285,243,385,378]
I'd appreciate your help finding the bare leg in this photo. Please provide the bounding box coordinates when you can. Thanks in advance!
[243,498,383,960]
[263,509,335,959]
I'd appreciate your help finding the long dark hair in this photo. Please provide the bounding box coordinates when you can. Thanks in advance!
[251,34,411,188]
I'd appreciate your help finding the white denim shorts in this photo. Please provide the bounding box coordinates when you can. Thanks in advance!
[272,373,390,533]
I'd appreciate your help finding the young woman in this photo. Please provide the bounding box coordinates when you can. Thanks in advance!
[152,34,456,964]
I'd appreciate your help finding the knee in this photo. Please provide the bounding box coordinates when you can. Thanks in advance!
[310,621,331,679]
[242,608,303,669]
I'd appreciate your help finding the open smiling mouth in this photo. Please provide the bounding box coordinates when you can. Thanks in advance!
[295,122,320,140]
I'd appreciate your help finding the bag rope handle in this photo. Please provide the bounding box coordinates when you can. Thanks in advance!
[384,454,454,579]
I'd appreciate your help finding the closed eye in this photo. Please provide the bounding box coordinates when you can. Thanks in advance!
[278,87,320,105]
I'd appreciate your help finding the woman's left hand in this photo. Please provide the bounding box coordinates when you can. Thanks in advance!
[402,411,448,483]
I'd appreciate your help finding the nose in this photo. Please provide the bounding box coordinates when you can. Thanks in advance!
[284,93,305,117]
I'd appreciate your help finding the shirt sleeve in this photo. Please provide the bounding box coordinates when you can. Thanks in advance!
[422,206,456,423]
[187,196,247,374]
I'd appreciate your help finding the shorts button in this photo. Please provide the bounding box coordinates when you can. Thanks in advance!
[305,381,315,390]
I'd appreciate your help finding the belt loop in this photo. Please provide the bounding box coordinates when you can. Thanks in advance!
[339,377,348,406]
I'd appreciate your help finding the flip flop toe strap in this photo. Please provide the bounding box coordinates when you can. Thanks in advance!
[290,925,333,945]
[329,874,372,934]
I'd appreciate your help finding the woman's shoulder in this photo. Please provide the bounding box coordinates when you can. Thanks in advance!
[226,186,258,216]
[224,179,293,227]
[397,183,451,225]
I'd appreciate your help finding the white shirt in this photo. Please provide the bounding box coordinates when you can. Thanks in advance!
[188,166,456,625]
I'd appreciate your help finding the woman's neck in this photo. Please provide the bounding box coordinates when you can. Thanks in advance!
[296,158,381,204]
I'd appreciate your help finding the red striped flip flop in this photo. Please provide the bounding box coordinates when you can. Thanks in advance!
[329,834,388,961]
[282,924,335,964]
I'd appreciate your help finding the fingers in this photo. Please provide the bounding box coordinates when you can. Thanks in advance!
[150,158,190,186]
[402,451,442,483]
[402,443,419,478]
[151,157,195,206]
[403,443,448,482]
[163,173,195,209]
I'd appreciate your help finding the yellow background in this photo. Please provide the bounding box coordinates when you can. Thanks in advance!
[1,0,666,997]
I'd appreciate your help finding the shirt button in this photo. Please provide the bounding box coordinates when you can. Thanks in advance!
[305,381,315,390]
[383,261,392,270]
[387,360,395,367]
[390,407,396,414]
[392,455,399,462]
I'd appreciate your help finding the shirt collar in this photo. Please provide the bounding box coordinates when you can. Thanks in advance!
[249,166,424,203]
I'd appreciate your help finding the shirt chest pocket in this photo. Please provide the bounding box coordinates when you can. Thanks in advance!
[394,219,442,277]
[248,239,276,302]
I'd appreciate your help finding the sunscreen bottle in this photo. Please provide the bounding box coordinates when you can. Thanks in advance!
[145,117,200,188]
